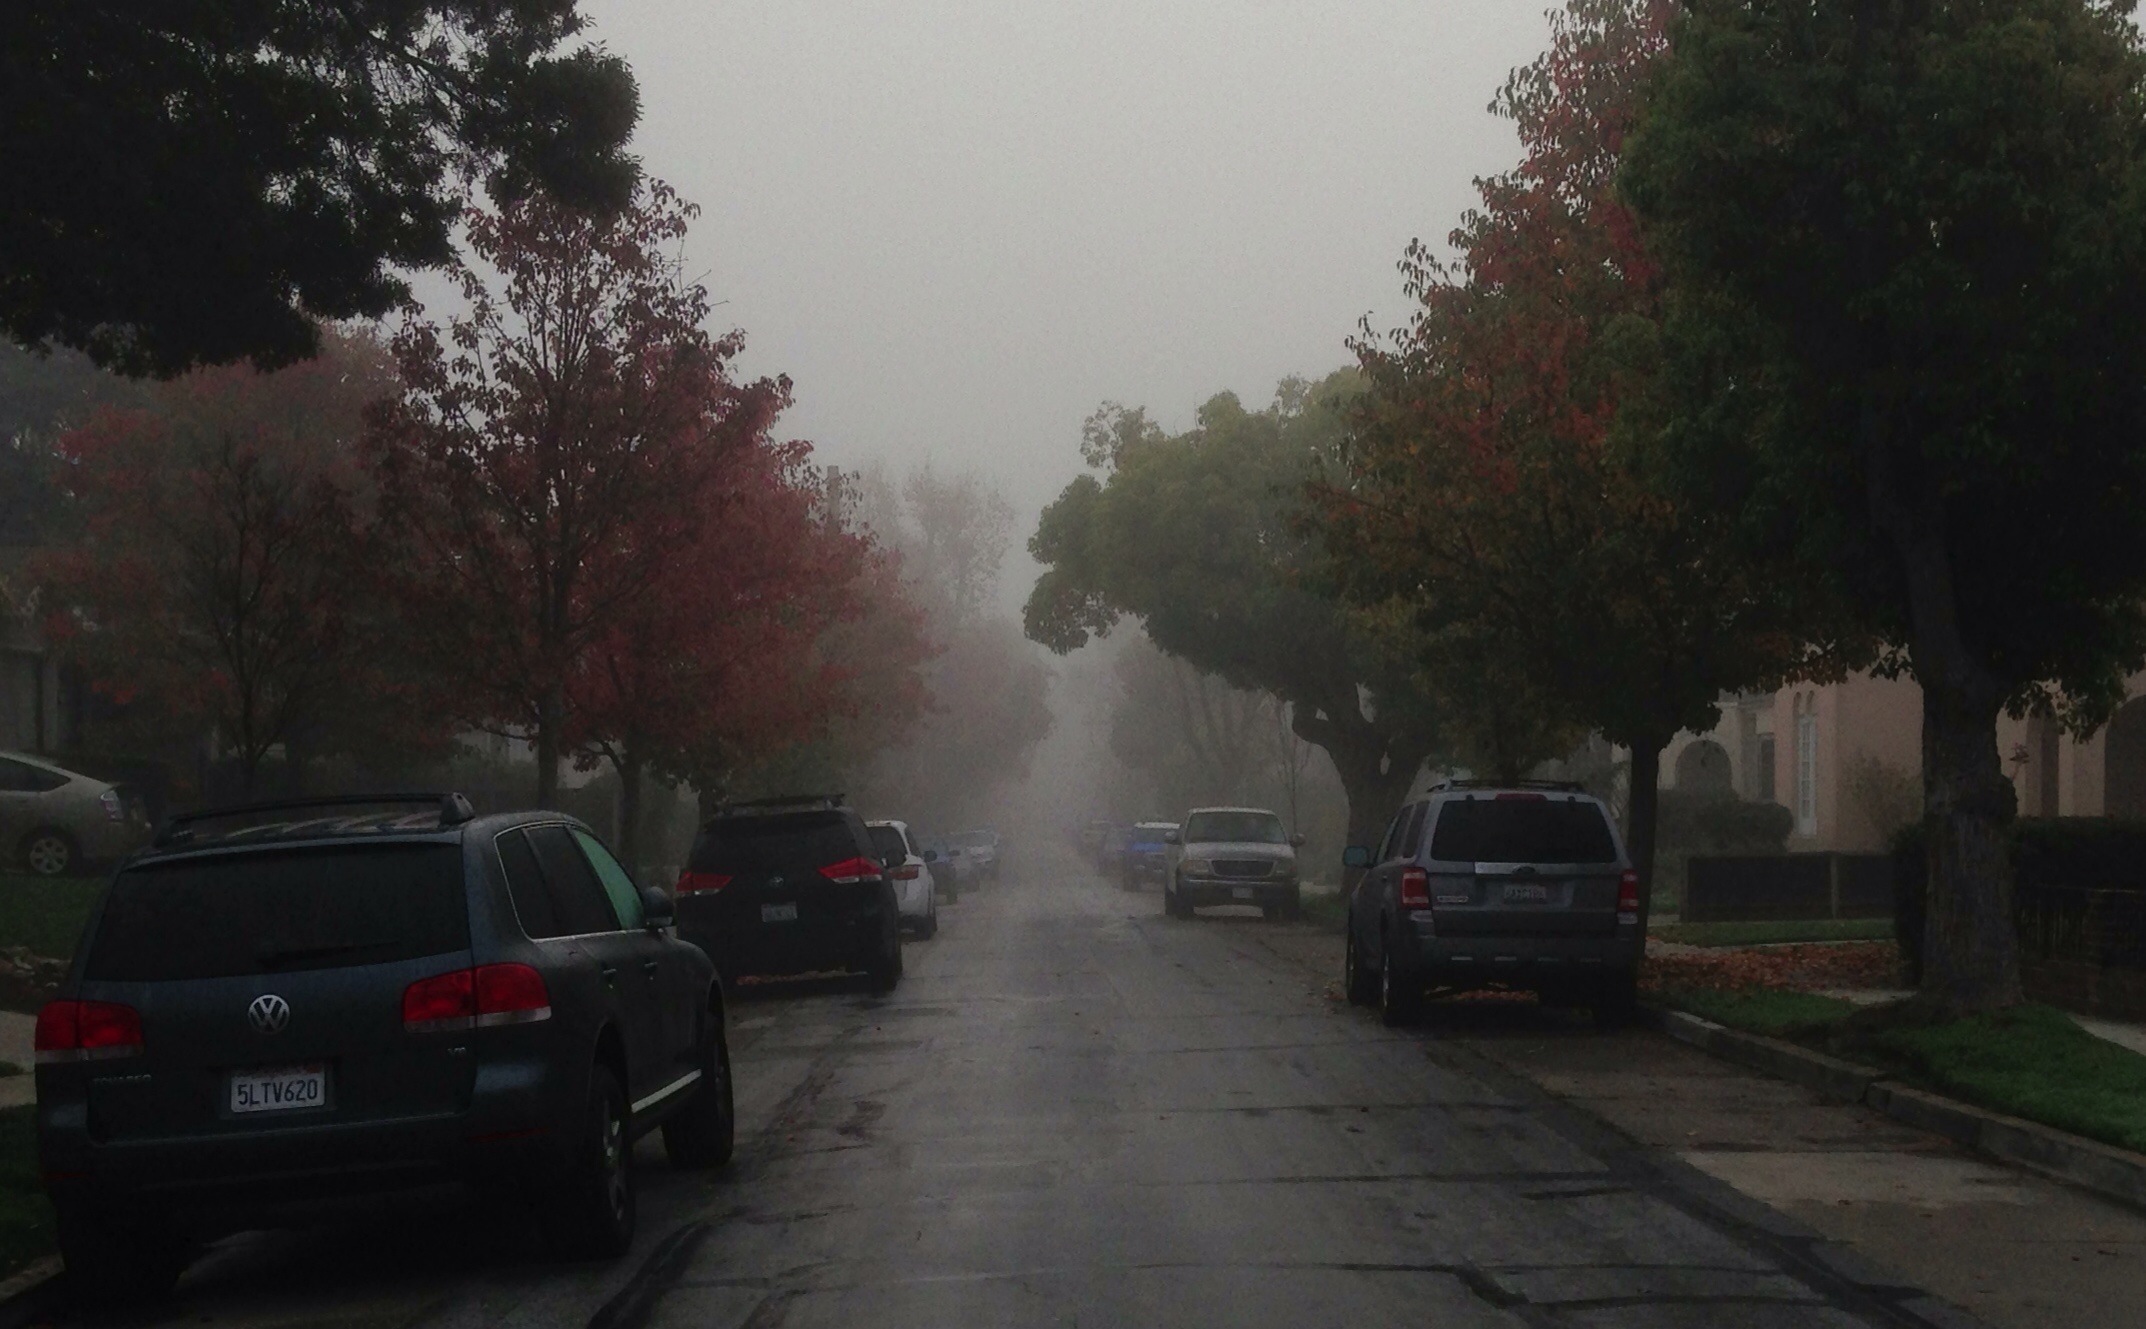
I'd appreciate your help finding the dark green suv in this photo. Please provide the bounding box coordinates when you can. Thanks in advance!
[36,794,736,1307]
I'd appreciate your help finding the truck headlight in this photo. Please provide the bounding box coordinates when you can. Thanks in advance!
[1180,857,1212,877]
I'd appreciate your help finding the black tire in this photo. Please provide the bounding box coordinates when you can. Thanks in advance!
[544,1064,636,1259]
[58,1204,187,1309]
[916,907,937,940]
[1593,973,1640,1028]
[21,827,77,877]
[663,1017,736,1170]
[1283,891,1303,922]
[865,917,903,992]
[1164,878,1190,919]
[1344,926,1377,1006]
[1378,929,1423,1027]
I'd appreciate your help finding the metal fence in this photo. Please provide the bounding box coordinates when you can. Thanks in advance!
[1683,853,1894,923]
[2014,883,2146,1019]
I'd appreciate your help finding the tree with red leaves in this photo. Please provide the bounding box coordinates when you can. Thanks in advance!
[565,445,900,868]
[1324,0,1822,912]
[39,331,425,794]
[369,181,791,808]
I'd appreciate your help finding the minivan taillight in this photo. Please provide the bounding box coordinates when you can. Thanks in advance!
[1399,866,1431,909]
[819,856,884,885]
[675,870,732,895]
[403,964,552,1034]
[1617,869,1640,926]
[35,999,144,1063]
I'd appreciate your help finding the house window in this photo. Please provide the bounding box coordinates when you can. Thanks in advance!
[1795,696,1818,837]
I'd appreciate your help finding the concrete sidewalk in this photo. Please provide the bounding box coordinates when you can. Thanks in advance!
[1250,923,2146,1329]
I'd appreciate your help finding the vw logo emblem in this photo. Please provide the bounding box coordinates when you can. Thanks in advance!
[248,993,291,1035]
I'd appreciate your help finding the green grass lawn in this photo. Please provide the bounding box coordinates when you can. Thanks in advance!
[0,874,102,960]
[0,1107,54,1282]
[1651,918,1895,947]
[1654,987,1859,1036]
[1651,986,2146,1156]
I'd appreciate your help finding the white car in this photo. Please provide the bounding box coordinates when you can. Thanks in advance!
[952,829,1002,880]
[868,819,938,938]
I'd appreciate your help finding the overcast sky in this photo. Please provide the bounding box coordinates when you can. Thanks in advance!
[580,1,1554,579]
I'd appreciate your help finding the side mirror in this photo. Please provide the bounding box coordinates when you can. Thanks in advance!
[639,885,676,930]
[923,849,939,863]
[1163,828,1181,845]
[1341,845,1372,869]
[1289,833,1307,848]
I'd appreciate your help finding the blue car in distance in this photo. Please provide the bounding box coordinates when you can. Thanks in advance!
[1120,821,1176,891]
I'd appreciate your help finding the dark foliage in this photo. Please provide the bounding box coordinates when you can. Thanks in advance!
[1,1,639,376]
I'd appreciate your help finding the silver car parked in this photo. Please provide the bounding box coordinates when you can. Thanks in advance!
[1164,807,1304,921]
[0,752,151,876]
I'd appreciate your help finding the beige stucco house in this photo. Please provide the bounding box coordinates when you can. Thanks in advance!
[1660,670,2146,852]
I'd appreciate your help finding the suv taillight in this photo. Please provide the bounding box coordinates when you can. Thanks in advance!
[675,870,732,895]
[1399,865,1431,908]
[35,999,144,1063]
[1617,869,1640,925]
[403,964,552,1033]
[819,856,884,885]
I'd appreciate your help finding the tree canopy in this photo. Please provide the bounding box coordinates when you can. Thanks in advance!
[2,0,638,376]
[1027,375,1442,853]
[1622,0,2146,1009]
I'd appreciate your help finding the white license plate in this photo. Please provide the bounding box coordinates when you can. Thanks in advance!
[230,1064,326,1114]
[761,903,799,923]
[1503,883,1550,903]
[1232,887,1255,900]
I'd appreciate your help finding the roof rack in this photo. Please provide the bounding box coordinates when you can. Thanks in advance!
[155,792,476,847]
[711,793,847,816]
[1428,778,1588,795]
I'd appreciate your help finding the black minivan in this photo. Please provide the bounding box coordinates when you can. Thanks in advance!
[674,795,903,990]
[36,794,735,1306]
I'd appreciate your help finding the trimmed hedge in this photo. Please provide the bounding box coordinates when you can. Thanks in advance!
[1893,817,2146,983]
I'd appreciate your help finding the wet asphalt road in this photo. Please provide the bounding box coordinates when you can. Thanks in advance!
[72,856,1922,1329]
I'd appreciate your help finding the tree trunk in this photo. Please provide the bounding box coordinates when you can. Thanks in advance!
[615,750,644,875]
[534,689,562,809]
[1919,680,2022,1012]
[1329,742,1419,890]
[1623,736,1668,933]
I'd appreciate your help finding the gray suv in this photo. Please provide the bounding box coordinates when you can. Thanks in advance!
[1341,780,1639,1025]
[36,794,734,1307]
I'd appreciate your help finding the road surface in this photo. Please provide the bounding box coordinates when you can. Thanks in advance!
[65,855,1953,1328]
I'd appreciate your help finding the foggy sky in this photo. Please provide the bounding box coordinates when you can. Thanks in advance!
[582,1,1554,592]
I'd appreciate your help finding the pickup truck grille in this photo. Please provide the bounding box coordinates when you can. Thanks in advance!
[1212,860,1272,879]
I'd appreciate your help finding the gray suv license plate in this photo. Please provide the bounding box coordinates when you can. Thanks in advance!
[1503,883,1549,903]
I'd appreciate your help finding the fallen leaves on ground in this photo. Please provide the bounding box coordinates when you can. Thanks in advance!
[1642,939,1903,994]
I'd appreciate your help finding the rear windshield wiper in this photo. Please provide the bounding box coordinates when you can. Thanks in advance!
[254,942,397,971]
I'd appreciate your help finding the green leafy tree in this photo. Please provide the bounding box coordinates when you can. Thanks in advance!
[1327,0,1812,905]
[2,1,638,376]
[1027,375,1443,861]
[1622,0,2146,1010]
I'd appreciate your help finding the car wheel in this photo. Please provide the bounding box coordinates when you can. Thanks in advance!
[544,1064,636,1259]
[1593,973,1639,1028]
[58,1204,188,1308]
[1164,877,1188,918]
[1344,926,1377,1006]
[22,828,76,877]
[662,1018,737,1170]
[918,898,938,939]
[1378,930,1422,1027]
[865,918,903,992]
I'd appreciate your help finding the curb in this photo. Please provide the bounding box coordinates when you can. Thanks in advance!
[1645,1006,2146,1213]
[0,1258,63,1329]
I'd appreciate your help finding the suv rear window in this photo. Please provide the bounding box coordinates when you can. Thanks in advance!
[868,825,909,862]
[1428,798,1618,864]
[692,812,859,874]
[85,843,469,981]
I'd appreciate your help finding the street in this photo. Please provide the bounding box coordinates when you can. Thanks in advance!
[38,851,1965,1329]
